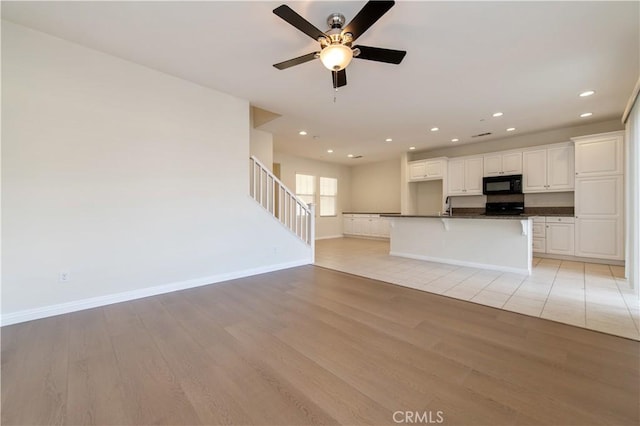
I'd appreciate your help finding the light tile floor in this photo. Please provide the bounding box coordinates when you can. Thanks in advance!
[315,237,640,340]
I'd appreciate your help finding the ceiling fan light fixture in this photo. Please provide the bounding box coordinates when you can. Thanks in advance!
[320,44,354,71]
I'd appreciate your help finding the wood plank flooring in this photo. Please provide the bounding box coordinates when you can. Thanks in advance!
[2,265,639,425]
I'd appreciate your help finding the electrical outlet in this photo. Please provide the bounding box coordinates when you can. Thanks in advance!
[59,271,70,283]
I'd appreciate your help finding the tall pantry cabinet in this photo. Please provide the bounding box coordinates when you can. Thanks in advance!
[572,131,625,260]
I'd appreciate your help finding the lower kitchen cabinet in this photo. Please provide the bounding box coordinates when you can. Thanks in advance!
[546,218,575,256]
[575,218,622,260]
[343,214,390,238]
[531,216,575,256]
[532,217,546,253]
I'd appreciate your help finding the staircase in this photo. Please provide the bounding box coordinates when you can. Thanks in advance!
[249,156,315,253]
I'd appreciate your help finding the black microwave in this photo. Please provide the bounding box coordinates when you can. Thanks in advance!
[483,174,523,195]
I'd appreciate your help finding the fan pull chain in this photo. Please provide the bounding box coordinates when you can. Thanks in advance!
[333,72,338,103]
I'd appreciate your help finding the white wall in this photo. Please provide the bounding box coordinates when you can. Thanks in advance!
[349,159,401,213]
[250,127,273,171]
[273,152,351,239]
[623,80,639,291]
[411,119,624,160]
[415,180,444,214]
[1,22,311,324]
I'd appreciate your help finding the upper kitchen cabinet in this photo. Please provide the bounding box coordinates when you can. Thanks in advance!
[522,143,574,193]
[572,131,624,177]
[448,156,483,195]
[483,151,522,176]
[408,157,447,182]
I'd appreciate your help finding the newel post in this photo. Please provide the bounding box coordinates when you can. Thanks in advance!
[309,203,316,263]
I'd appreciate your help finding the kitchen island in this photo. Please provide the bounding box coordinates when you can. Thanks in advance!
[381,214,533,275]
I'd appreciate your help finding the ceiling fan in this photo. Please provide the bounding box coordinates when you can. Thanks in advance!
[272,1,407,89]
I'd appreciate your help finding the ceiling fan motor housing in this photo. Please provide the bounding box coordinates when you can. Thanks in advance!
[327,13,346,29]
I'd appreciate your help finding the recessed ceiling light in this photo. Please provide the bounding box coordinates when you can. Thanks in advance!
[492,112,503,117]
[409,146,416,150]
[347,154,354,158]
[579,90,595,97]
[451,138,459,142]
[385,138,393,142]
[430,127,439,132]
[299,130,307,136]
[327,149,333,153]
[506,127,516,132]
[580,112,593,118]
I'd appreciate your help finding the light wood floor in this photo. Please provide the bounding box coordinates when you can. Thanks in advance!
[2,266,639,425]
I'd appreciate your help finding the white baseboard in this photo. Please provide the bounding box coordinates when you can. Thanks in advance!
[315,234,344,240]
[1,258,311,327]
[343,234,390,241]
[390,251,531,276]
[533,252,625,266]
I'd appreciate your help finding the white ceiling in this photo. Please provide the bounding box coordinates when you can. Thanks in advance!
[2,1,638,165]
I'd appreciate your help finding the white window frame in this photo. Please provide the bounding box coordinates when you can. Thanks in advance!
[295,173,315,209]
[319,176,338,217]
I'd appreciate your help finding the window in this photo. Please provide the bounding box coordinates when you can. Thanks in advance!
[295,174,315,207]
[295,174,338,217]
[319,177,338,216]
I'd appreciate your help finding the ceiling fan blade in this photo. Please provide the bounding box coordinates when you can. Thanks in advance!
[342,1,395,42]
[332,69,347,88]
[353,45,406,64]
[273,5,327,42]
[273,52,319,70]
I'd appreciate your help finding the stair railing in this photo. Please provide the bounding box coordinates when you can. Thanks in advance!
[249,156,315,250]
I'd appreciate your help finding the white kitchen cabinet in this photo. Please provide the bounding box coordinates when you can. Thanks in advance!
[532,216,546,253]
[343,214,355,234]
[343,214,390,238]
[545,217,575,256]
[531,216,575,255]
[573,131,624,178]
[523,150,547,192]
[408,158,447,181]
[448,159,465,194]
[372,216,391,237]
[574,175,624,260]
[523,144,574,193]
[447,156,483,195]
[547,145,575,190]
[572,131,624,260]
[483,151,522,176]
[575,218,621,259]
[352,215,371,235]
[408,161,427,181]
